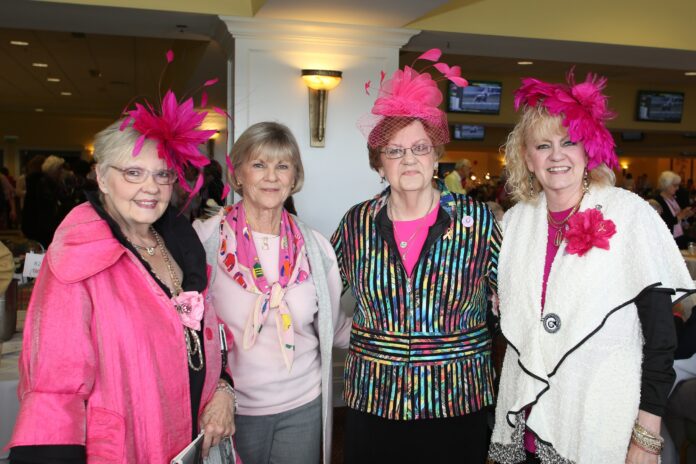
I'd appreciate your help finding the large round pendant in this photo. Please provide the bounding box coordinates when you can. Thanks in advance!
[542,313,561,333]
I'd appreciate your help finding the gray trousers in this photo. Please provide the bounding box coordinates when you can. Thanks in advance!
[234,395,321,464]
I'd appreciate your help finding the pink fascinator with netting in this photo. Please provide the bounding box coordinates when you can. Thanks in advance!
[514,70,618,170]
[119,50,227,198]
[359,49,468,148]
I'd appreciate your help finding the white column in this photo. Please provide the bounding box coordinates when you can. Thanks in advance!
[221,17,418,237]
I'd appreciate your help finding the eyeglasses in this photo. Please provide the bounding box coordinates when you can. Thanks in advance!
[109,166,178,185]
[381,144,434,159]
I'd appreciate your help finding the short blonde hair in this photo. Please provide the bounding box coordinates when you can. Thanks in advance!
[657,171,681,192]
[230,122,304,195]
[503,106,615,203]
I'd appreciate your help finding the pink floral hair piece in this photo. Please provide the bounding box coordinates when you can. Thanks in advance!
[514,70,618,170]
[119,50,226,198]
[359,49,468,148]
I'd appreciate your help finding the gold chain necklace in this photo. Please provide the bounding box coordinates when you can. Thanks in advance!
[546,194,584,247]
[151,228,204,372]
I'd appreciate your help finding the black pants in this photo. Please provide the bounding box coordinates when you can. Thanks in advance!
[343,407,489,464]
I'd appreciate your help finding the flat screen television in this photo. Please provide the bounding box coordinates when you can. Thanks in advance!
[452,124,485,141]
[636,91,684,123]
[448,81,501,114]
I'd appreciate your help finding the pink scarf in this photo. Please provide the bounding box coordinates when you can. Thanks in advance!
[218,202,309,370]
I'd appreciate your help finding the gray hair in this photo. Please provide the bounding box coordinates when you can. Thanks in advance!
[41,155,65,174]
[93,119,155,179]
[229,122,304,195]
[657,170,681,192]
[455,159,472,171]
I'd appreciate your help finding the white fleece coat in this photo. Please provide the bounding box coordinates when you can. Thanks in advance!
[489,185,694,464]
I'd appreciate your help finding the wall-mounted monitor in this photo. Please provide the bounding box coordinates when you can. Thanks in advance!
[636,91,684,123]
[452,124,485,141]
[448,81,501,114]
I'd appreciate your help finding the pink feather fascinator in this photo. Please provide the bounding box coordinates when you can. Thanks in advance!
[119,50,226,198]
[514,70,618,170]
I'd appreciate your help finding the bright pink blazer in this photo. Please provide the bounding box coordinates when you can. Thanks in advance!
[8,203,228,462]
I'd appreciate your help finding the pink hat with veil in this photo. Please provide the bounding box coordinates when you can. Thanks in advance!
[358,49,469,148]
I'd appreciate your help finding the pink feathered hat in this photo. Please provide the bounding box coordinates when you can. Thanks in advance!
[358,49,468,148]
[514,70,618,170]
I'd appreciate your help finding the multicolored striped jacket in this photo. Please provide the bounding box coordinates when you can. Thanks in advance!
[331,183,501,420]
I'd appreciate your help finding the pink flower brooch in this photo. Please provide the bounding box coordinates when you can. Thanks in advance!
[172,291,205,331]
[564,208,616,256]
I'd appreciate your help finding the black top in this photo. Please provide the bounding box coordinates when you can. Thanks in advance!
[10,194,230,464]
[635,288,678,416]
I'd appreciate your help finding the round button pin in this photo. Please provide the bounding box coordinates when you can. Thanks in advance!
[462,215,474,227]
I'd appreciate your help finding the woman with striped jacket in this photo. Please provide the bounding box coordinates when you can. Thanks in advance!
[331,49,501,464]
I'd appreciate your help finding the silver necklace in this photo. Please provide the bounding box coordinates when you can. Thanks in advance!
[132,242,156,256]
[389,190,436,255]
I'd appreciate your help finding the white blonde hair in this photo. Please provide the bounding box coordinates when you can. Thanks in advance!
[657,171,681,192]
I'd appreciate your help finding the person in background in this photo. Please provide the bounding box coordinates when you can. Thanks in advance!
[489,72,694,464]
[654,170,693,249]
[0,167,16,229]
[194,121,350,464]
[8,73,235,461]
[444,158,472,194]
[334,49,500,464]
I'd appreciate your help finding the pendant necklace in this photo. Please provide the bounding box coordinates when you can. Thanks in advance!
[390,190,436,259]
[132,242,156,256]
[546,193,585,247]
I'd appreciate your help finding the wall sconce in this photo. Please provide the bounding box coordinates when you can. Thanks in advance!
[301,69,342,148]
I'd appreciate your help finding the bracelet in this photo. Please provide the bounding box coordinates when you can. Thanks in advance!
[631,437,662,455]
[216,381,238,414]
[631,421,663,454]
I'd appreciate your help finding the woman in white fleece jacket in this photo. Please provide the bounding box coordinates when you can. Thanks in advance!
[488,73,695,464]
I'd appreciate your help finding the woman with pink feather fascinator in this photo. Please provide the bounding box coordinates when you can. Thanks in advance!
[331,49,501,463]
[489,72,695,464]
[7,51,241,463]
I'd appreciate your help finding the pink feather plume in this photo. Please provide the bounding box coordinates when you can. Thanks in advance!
[514,71,618,170]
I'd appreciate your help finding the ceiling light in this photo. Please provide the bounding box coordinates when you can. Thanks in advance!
[517,61,534,66]
[10,40,29,46]
[35,108,44,112]
[685,71,696,76]
[60,91,72,96]
[47,77,60,82]
[32,63,48,68]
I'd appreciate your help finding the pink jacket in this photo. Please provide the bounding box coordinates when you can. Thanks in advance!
[8,203,227,462]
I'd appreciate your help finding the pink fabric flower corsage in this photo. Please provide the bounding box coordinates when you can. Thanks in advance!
[172,291,205,331]
[564,208,617,257]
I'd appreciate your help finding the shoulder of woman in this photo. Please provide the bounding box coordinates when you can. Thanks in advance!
[192,210,224,242]
[47,204,125,283]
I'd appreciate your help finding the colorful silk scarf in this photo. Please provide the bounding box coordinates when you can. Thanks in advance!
[219,202,309,370]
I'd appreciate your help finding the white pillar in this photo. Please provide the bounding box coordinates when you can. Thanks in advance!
[221,17,418,236]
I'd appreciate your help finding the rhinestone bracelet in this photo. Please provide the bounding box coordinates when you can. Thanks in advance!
[216,381,238,414]
[631,421,663,454]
